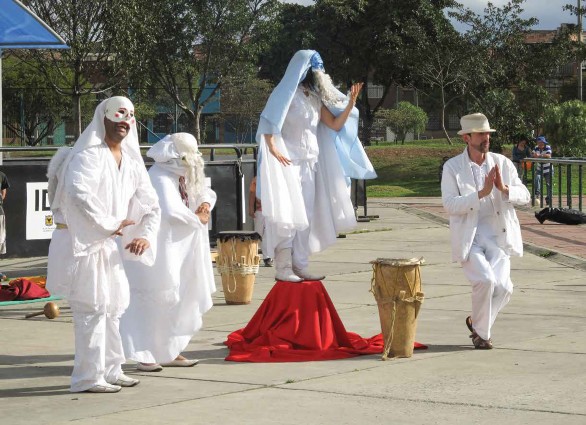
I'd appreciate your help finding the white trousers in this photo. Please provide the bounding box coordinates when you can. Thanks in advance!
[70,308,125,392]
[68,243,128,392]
[461,232,513,341]
[274,161,316,270]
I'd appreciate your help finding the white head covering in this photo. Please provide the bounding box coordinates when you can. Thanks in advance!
[72,96,142,163]
[147,133,205,199]
[256,50,376,180]
[49,96,142,212]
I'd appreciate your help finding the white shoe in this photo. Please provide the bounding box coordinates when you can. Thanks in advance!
[292,266,325,281]
[160,358,199,367]
[108,373,140,387]
[137,363,163,372]
[85,383,121,393]
[274,248,303,282]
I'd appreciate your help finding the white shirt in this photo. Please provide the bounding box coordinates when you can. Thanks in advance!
[470,160,498,238]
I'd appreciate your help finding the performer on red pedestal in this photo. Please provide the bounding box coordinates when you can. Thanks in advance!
[256,50,376,281]
[225,50,402,362]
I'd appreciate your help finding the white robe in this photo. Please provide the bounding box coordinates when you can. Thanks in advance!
[259,88,357,260]
[46,143,160,392]
[47,144,160,312]
[120,163,217,364]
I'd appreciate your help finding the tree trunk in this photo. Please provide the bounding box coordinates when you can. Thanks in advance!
[73,93,82,140]
[440,88,453,145]
[361,112,374,146]
[190,108,201,143]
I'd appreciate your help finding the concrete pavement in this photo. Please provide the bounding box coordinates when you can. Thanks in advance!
[1,199,585,424]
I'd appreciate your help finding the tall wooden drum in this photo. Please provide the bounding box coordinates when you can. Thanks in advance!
[370,258,425,359]
[216,231,261,305]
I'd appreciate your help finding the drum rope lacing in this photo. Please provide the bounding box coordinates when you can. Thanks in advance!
[370,263,424,360]
[216,238,259,293]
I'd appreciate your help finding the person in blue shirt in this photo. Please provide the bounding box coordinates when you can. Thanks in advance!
[531,136,553,205]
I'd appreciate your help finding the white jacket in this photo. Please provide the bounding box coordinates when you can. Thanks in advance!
[441,148,530,262]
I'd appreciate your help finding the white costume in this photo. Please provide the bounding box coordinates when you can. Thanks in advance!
[442,147,530,341]
[46,97,160,392]
[120,133,217,365]
[256,50,376,281]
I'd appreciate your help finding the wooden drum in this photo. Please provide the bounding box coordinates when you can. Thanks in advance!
[370,258,425,359]
[216,231,261,305]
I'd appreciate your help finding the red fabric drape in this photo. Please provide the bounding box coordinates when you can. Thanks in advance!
[225,280,426,362]
[0,278,50,302]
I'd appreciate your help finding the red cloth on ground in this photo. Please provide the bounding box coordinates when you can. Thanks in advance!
[224,280,426,362]
[0,278,50,301]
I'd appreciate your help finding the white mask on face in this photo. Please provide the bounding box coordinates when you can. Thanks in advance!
[104,96,135,125]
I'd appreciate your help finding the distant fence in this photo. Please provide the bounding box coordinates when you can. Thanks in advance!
[522,157,586,211]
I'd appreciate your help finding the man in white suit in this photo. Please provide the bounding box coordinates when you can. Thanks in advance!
[441,113,530,349]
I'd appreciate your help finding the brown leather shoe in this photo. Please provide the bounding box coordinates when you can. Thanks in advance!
[471,333,493,349]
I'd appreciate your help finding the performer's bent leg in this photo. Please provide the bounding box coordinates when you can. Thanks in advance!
[485,242,513,329]
[462,240,512,341]
[462,244,497,341]
[70,307,109,392]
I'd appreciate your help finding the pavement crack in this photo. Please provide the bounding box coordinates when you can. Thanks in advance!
[270,386,586,417]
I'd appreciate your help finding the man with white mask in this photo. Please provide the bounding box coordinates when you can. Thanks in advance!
[120,133,216,372]
[46,96,160,393]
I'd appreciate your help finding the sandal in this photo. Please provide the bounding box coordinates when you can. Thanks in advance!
[470,333,493,350]
[465,316,474,333]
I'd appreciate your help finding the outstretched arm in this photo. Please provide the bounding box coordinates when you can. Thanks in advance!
[320,83,363,131]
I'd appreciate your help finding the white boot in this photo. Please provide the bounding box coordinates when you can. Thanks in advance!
[275,248,303,282]
[292,265,325,281]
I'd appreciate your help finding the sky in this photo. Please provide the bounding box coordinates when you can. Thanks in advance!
[283,0,577,30]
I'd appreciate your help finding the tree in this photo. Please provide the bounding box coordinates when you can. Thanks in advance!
[1,55,72,146]
[375,102,428,144]
[219,76,273,143]
[543,100,586,156]
[21,0,132,137]
[313,0,459,144]
[469,89,526,152]
[258,3,317,84]
[410,18,471,144]
[122,0,280,143]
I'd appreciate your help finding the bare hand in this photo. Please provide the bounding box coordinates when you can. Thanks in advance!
[268,142,292,166]
[479,167,496,198]
[196,210,210,224]
[113,219,135,236]
[494,164,505,191]
[493,164,510,195]
[349,83,364,104]
[196,202,211,214]
[125,238,150,256]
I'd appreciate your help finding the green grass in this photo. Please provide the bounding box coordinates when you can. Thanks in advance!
[365,138,463,197]
[365,139,586,198]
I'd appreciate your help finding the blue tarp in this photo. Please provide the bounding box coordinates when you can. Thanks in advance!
[0,0,67,49]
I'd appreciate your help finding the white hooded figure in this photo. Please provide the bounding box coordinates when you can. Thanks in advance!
[256,50,375,282]
[46,96,161,393]
[120,132,217,371]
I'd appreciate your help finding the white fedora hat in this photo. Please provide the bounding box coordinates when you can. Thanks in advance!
[457,113,496,135]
